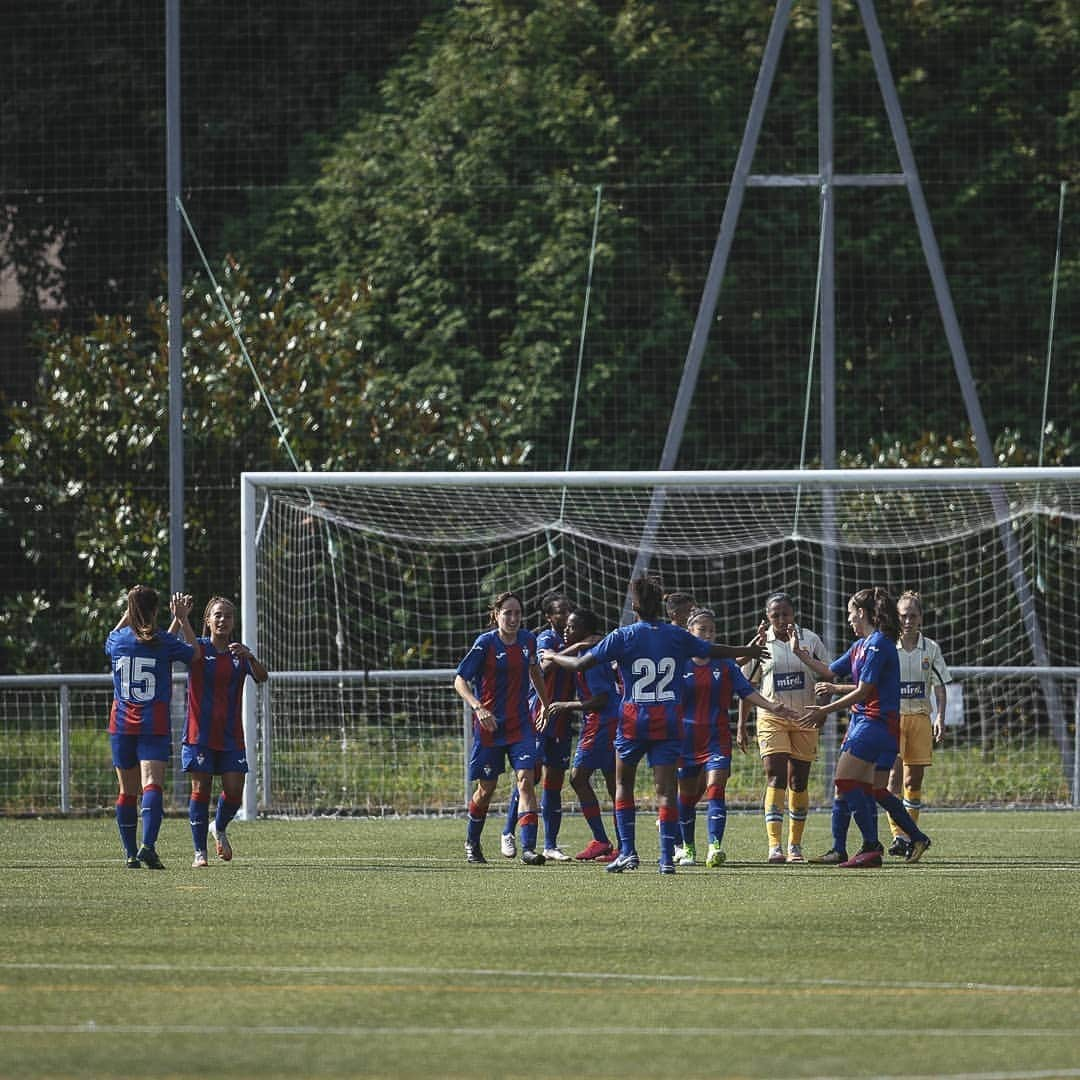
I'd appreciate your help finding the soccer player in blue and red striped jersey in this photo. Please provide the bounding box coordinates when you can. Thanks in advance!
[548,576,769,874]
[454,591,551,866]
[502,592,577,860]
[105,586,199,869]
[178,596,268,868]
[677,607,795,868]
[545,607,620,861]
[797,587,931,867]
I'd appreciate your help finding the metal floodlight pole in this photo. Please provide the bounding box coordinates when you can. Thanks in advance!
[166,0,184,594]
[622,0,795,621]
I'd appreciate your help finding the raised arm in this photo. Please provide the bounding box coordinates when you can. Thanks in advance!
[791,626,834,680]
[169,593,202,661]
[547,649,600,674]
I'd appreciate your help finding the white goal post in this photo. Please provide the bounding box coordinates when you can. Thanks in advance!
[240,468,1080,820]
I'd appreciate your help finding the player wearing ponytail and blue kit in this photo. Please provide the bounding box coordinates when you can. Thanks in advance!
[548,576,770,875]
[797,587,931,867]
[106,586,199,869]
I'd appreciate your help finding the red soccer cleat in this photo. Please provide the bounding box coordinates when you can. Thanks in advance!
[596,851,619,864]
[839,848,883,868]
[575,839,614,861]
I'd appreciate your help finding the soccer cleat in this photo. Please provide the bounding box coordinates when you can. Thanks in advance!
[705,843,726,868]
[542,846,572,862]
[906,836,931,863]
[575,839,614,861]
[809,848,847,864]
[658,861,676,875]
[605,850,641,873]
[500,832,517,859]
[125,855,141,869]
[521,849,546,866]
[209,820,233,862]
[672,844,686,863]
[675,843,697,866]
[595,851,619,864]
[786,844,806,864]
[191,851,209,869]
[888,835,912,857]
[136,845,165,870]
[767,846,786,864]
[464,842,487,864]
[839,845,884,868]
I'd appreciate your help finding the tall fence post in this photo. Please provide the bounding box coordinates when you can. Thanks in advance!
[58,683,71,814]
[1072,678,1079,807]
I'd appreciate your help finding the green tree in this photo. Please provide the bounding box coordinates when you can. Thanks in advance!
[0,262,526,672]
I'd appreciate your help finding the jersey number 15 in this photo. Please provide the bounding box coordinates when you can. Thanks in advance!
[115,656,157,702]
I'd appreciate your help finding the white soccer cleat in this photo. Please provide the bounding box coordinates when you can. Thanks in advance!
[542,846,572,862]
[209,820,233,862]
[767,845,786,864]
[500,832,517,858]
[786,844,806,864]
[191,851,208,869]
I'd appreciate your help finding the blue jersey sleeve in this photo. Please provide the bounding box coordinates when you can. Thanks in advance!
[830,644,854,680]
[857,637,886,687]
[456,635,487,682]
[725,659,757,700]
[588,627,625,667]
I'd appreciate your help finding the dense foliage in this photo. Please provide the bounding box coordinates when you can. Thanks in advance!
[1,0,1077,671]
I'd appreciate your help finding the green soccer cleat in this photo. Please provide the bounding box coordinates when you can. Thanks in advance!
[675,843,696,866]
[705,843,726,868]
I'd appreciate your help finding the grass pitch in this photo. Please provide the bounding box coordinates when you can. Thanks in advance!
[1,811,1079,1079]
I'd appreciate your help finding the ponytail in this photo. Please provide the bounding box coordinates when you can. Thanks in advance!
[126,585,159,645]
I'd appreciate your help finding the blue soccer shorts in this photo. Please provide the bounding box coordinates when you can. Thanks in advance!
[181,744,249,775]
[111,732,171,769]
[841,715,899,770]
[615,734,682,768]
[469,739,538,782]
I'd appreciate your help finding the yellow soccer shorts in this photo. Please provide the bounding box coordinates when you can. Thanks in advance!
[899,710,934,766]
[755,713,819,763]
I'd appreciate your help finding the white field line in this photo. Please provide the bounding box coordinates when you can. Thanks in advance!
[0,960,1078,996]
[0,1023,1077,1042]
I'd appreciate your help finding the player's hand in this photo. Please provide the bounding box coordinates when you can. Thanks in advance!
[933,719,944,743]
[742,641,770,663]
[754,620,768,646]
[798,705,826,729]
[170,591,192,617]
[774,703,800,723]
[814,680,835,697]
[474,705,497,732]
[534,706,549,734]
[228,642,252,660]
[736,723,749,754]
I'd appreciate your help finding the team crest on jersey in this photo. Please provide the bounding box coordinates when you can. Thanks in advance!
[521,646,529,660]
[921,657,931,670]
[196,752,206,766]
[483,764,493,776]
[712,669,723,681]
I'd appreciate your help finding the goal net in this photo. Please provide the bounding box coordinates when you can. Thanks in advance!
[241,469,1080,817]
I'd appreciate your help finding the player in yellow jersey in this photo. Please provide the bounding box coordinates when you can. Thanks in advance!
[886,590,950,856]
[737,592,830,863]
